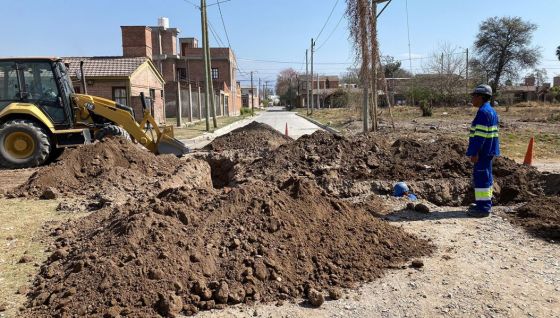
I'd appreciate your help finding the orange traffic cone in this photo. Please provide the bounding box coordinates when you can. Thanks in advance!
[285,122,289,137]
[523,137,534,165]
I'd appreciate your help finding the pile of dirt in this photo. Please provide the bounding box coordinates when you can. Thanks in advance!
[204,122,292,154]
[234,131,547,206]
[505,196,560,241]
[24,178,432,317]
[8,139,212,208]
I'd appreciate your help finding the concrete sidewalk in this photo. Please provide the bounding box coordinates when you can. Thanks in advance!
[181,107,324,149]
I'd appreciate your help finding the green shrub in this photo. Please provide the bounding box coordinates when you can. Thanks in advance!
[240,107,251,115]
[420,100,433,117]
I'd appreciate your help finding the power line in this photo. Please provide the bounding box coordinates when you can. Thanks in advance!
[315,13,345,51]
[216,0,232,48]
[315,0,340,42]
[207,20,226,47]
[238,57,353,65]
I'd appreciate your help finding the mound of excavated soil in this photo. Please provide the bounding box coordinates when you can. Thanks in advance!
[24,178,432,317]
[9,139,212,207]
[506,196,560,241]
[204,122,292,153]
[235,131,547,206]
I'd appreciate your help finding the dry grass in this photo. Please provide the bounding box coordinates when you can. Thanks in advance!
[295,108,360,130]
[499,131,560,161]
[0,199,87,316]
[166,115,254,140]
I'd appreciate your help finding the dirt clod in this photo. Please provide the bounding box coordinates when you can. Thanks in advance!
[39,187,57,200]
[18,255,33,264]
[328,288,343,300]
[414,203,431,214]
[308,289,325,307]
[411,259,425,268]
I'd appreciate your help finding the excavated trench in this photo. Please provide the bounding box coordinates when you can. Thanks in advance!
[205,156,237,189]
[11,123,559,317]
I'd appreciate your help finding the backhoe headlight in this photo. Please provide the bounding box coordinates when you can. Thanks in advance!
[85,102,95,111]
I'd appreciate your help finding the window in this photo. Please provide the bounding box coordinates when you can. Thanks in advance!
[0,62,19,101]
[149,89,156,100]
[177,68,187,81]
[21,62,58,102]
[112,87,127,105]
[211,68,219,80]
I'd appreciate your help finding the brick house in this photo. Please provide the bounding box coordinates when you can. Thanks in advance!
[64,56,165,123]
[297,75,340,107]
[240,87,260,108]
[121,20,241,119]
[179,37,241,116]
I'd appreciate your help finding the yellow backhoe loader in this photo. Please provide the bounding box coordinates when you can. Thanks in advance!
[0,57,188,169]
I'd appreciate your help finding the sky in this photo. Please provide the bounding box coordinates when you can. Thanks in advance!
[1,0,559,86]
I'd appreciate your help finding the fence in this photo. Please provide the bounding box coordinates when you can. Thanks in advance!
[166,82,227,124]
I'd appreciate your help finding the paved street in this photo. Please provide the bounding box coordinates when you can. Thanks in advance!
[182,107,323,149]
[255,106,323,139]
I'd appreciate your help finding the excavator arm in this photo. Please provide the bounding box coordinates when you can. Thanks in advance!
[72,93,189,156]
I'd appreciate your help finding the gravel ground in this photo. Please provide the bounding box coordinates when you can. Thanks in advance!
[192,205,560,318]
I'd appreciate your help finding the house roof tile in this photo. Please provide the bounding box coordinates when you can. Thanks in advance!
[63,56,148,78]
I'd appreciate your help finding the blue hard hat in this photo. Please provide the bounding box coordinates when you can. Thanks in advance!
[393,182,410,197]
[471,84,493,97]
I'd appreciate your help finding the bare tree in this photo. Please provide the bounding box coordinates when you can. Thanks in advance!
[423,42,467,104]
[556,45,560,61]
[473,16,541,96]
[275,68,298,104]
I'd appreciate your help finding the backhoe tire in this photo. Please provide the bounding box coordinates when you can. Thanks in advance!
[0,119,51,169]
[94,125,131,141]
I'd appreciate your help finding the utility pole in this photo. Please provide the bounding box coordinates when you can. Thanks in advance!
[310,38,315,114]
[371,1,379,132]
[465,48,469,98]
[250,71,254,116]
[316,73,320,110]
[264,81,268,103]
[441,52,444,74]
[200,0,211,131]
[201,0,217,128]
[258,77,261,108]
[306,49,310,115]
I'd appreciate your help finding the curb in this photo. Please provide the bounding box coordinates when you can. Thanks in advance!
[295,113,341,136]
[180,115,259,145]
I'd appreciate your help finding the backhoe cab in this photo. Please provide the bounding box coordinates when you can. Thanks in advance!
[0,57,188,169]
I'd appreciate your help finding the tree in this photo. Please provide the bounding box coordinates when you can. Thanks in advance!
[557,45,560,61]
[341,68,360,85]
[381,56,411,78]
[530,68,548,87]
[423,43,467,104]
[473,16,541,96]
[275,68,298,105]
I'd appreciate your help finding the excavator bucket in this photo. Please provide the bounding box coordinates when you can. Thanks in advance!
[156,124,189,156]
[157,134,190,156]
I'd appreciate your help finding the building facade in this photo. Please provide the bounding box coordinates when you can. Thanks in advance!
[64,56,165,123]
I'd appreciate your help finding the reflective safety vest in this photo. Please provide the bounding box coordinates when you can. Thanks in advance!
[466,102,500,157]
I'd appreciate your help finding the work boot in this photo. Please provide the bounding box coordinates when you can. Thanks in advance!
[467,205,490,218]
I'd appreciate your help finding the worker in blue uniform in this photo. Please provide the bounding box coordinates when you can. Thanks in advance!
[466,84,500,217]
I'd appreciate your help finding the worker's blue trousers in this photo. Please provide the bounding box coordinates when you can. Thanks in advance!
[473,156,494,213]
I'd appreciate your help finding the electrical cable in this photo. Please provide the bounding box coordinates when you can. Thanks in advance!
[315,0,340,42]
[315,13,345,51]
